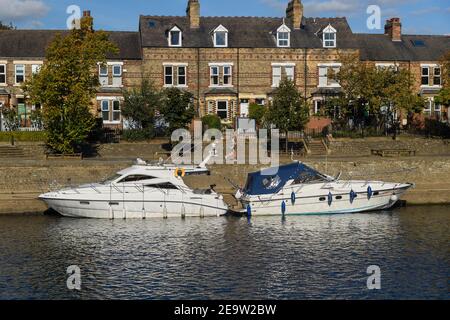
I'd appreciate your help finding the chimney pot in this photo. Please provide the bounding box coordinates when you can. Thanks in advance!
[286,0,303,30]
[385,17,402,42]
[187,0,200,29]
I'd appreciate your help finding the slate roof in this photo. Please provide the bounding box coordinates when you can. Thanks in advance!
[356,33,450,61]
[0,30,141,60]
[139,16,357,49]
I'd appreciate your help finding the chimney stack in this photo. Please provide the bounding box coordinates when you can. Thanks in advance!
[187,0,200,29]
[385,18,402,42]
[80,10,94,31]
[286,0,303,30]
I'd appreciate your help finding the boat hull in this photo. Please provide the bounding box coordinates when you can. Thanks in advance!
[239,182,413,216]
[40,196,228,219]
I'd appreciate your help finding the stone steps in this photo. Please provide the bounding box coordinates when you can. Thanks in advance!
[0,146,25,158]
[307,141,328,155]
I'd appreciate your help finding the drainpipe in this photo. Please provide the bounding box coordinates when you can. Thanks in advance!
[197,47,201,117]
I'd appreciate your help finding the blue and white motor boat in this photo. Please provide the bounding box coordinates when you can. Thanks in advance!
[235,162,414,216]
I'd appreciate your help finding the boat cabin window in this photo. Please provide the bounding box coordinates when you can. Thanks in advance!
[293,171,328,184]
[147,183,179,190]
[119,175,155,183]
[101,174,122,184]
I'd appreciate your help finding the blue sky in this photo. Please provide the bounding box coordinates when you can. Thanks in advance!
[1,0,449,35]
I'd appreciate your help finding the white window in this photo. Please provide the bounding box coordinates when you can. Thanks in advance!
[99,64,108,76]
[164,64,188,87]
[178,66,186,86]
[15,65,25,83]
[213,25,228,47]
[223,66,232,85]
[433,67,441,86]
[217,100,228,119]
[318,64,341,87]
[209,64,233,87]
[99,64,108,86]
[277,24,291,47]
[32,64,41,75]
[164,66,173,86]
[323,24,337,48]
[112,64,122,77]
[272,66,282,87]
[0,64,5,84]
[421,67,429,86]
[101,100,110,121]
[112,64,122,87]
[272,64,295,87]
[112,100,121,122]
[168,26,182,47]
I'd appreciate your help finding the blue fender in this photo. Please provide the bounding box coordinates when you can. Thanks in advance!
[281,201,286,215]
[349,190,357,204]
[367,186,373,200]
[328,192,333,206]
[246,204,252,217]
[291,192,296,205]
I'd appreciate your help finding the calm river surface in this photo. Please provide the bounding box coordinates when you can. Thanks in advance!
[0,206,448,300]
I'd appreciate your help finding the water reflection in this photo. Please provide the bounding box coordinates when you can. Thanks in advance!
[0,206,448,300]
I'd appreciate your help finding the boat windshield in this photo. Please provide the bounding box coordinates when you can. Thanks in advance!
[101,174,122,184]
[293,170,328,184]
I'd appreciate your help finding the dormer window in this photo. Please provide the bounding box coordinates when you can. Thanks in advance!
[213,25,228,47]
[168,26,182,47]
[277,24,291,47]
[322,24,337,48]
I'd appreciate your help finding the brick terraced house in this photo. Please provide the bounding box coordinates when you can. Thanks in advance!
[0,0,449,131]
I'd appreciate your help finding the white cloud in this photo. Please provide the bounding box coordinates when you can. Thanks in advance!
[0,0,49,22]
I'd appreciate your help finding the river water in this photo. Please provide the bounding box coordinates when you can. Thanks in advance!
[0,206,448,300]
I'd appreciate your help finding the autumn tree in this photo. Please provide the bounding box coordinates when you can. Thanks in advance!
[435,51,450,107]
[23,16,117,153]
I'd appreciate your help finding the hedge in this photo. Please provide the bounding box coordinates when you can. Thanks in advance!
[0,131,46,142]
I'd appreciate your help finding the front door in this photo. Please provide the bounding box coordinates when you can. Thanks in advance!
[240,99,249,117]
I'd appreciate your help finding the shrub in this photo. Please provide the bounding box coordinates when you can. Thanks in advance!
[249,103,266,126]
[0,131,46,142]
[122,129,155,142]
[202,114,222,131]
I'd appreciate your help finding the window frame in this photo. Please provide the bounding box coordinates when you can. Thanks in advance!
[164,65,174,86]
[271,63,295,87]
[177,65,187,86]
[223,65,232,86]
[112,64,122,77]
[15,64,25,84]
[210,66,220,86]
[322,24,337,48]
[433,67,441,86]
[112,100,121,122]
[101,100,110,122]
[31,64,41,75]
[216,100,229,119]
[421,66,430,86]
[276,24,291,48]
[317,63,342,88]
[99,64,108,77]
[0,64,5,84]
[168,26,182,47]
[213,25,228,48]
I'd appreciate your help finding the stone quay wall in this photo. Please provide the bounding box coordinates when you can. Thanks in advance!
[0,156,449,215]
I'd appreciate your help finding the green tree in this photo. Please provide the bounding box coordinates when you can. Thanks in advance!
[23,18,118,154]
[122,79,161,132]
[160,87,195,135]
[435,51,450,107]
[265,79,310,150]
[248,103,266,127]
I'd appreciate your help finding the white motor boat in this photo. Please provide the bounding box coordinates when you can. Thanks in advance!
[235,161,414,216]
[39,158,228,219]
